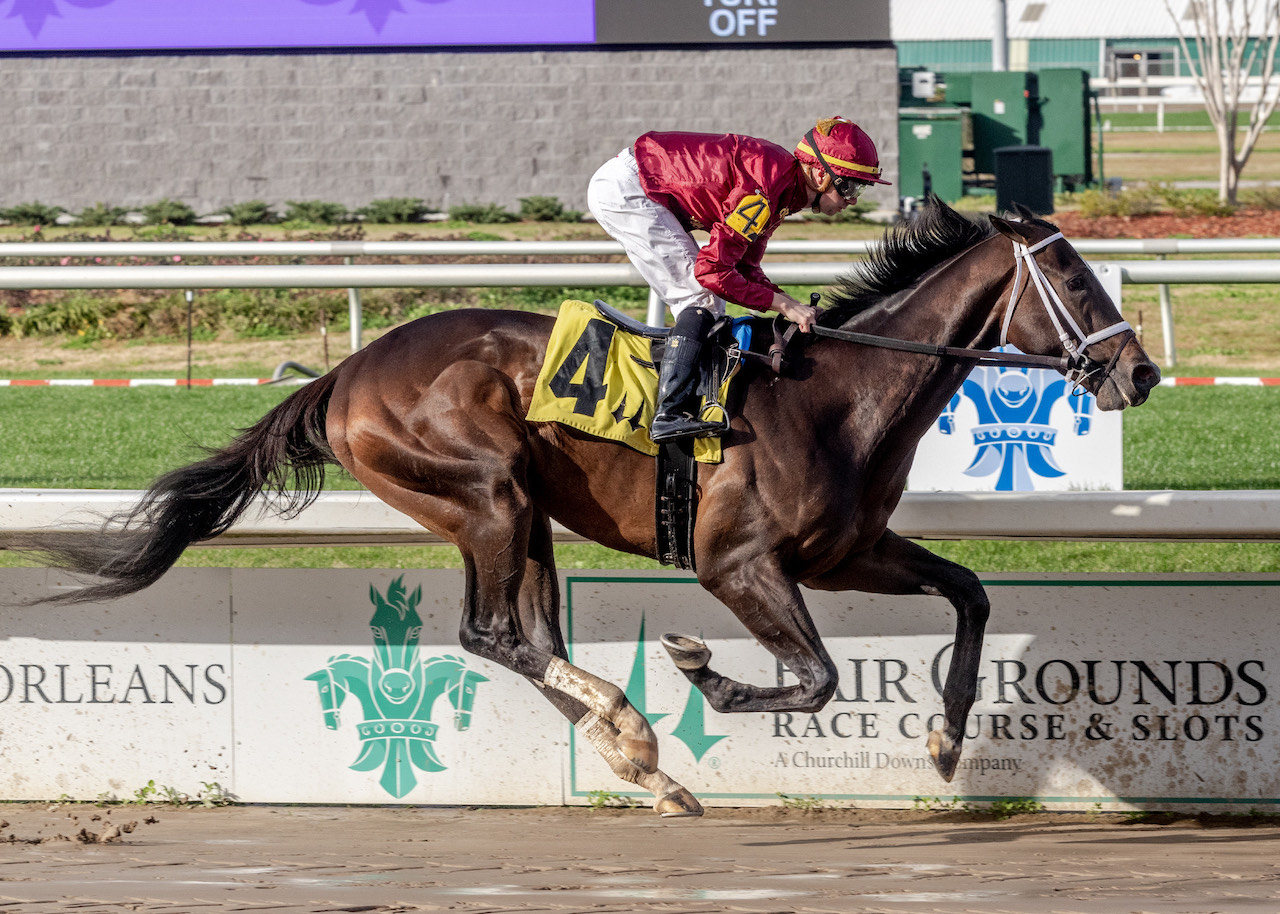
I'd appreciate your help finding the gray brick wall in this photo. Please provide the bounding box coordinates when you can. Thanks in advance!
[0,46,899,218]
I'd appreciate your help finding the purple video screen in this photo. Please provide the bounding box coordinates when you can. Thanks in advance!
[0,0,597,52]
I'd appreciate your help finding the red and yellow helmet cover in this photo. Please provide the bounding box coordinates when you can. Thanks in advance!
[795,116,890,186]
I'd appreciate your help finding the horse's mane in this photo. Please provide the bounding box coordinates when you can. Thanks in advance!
[818,199,998,326]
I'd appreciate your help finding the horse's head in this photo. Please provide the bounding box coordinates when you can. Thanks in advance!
[368,576,424,676]
[424,656,489,731]
[989,209,1161,411]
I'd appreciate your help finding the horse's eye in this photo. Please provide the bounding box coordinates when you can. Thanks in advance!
[1065,275,1088,292]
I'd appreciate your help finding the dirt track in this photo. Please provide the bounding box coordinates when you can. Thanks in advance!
[4,804,1280,912]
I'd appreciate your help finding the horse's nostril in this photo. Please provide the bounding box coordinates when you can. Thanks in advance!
[1133,362,1161,392]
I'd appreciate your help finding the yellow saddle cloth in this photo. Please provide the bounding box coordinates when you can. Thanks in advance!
[527,299,731,464]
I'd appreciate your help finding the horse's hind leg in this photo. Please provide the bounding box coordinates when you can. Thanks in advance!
[516,510,702,817]
[331,362,672,805]
[805,531,990,782]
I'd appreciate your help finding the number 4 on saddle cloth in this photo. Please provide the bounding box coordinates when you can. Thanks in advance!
[527,298,753,463]
[527,299,762,570]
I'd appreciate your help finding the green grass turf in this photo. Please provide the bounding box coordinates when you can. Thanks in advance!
[1,385,1276,573]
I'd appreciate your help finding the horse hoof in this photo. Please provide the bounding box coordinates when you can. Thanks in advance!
[927,729,959,783]
[655,787,704,818]
[661,633,711,671]
[618,737,658,775]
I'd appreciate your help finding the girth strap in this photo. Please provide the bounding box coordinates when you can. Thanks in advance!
[655,440,698,570]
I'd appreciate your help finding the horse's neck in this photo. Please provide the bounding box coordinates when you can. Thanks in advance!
[821,236,1016,448]
[849,235,1013,355]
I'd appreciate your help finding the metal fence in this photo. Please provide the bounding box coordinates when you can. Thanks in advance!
[6,238,1280,259]
[3,237,1279,362]
[3,238,1277,546]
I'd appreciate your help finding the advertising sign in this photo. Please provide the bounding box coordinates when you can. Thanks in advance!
[565,573,1280,810]
[907,263,1127,492]
[0,568,562,805]
[4,567,1278,811]
[0,568,234,800]
[594,0,889,45]
[230,570,563,805]
[0,0,885,52]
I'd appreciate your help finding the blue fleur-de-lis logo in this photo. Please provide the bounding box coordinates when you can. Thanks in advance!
[306,577,488,798]
[298,0,452,33]
[937,354,1094,491]
[3,0,116,38]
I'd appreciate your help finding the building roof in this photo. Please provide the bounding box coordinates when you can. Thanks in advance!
[892,0,1200,42]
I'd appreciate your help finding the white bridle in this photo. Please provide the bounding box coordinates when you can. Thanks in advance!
[1000,231,1133,387]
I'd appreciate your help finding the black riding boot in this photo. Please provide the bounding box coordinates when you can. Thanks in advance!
[650,307,722,443]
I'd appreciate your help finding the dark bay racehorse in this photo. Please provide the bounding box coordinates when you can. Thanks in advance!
[11,202,1160,816]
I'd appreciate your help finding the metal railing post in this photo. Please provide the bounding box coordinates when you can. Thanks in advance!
[1157,254,1177,367]
[344,256,363,352]
[646,287,665,327]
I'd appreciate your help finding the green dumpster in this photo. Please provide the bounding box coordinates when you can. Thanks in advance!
[898,107,965,203]
[1036,68,1092,188]
[970,71,1041,175]
[941,72,972,107]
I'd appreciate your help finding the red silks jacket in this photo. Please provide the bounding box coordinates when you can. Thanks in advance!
[633,131,811,311]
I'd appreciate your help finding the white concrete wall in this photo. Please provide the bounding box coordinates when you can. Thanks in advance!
[3,568,1277,811]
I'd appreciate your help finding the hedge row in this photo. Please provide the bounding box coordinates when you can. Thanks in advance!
[0,195,585,227]
[0,285,653,341]
[1075,183,1280,218]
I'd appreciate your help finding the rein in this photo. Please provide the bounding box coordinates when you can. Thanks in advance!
[809,324,1072,371]
[795,231,1133,385]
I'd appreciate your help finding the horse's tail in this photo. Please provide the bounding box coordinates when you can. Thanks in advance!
[16,371,341,604]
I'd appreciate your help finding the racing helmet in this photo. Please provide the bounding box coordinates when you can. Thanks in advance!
[795,116,891,196]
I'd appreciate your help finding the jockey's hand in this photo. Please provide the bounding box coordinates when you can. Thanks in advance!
[772,292,820,333]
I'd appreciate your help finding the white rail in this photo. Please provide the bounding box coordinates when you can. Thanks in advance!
[2,489,1277,544]
[0,240,631,258]
[1,247,1275,363]
[4,238,1280,258]
[0,262,654,289]
[4,259,1280,290]
[1116,261,1280,282]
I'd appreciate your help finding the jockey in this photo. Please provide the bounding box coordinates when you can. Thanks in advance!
[587,116,890,443]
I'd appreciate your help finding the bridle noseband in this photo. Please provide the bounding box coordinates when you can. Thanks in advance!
[1002,231,1135,389]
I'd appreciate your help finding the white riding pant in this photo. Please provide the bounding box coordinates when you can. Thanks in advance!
[587,147,724,321]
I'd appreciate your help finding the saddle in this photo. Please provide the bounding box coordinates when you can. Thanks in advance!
[590,300,800,571]
[593,298,800,377]
[527,298,804,571]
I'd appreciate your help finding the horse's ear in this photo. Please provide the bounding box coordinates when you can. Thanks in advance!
[1010,202,1039,221]
[989,214,1035,244]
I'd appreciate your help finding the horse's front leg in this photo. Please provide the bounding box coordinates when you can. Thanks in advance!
[804,530,991,782]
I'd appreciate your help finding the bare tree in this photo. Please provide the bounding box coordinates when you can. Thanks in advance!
[1165,0,1280,202]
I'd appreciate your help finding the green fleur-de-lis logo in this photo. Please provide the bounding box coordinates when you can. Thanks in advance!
[306,576,488,798]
